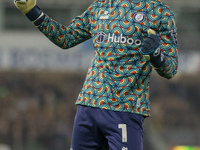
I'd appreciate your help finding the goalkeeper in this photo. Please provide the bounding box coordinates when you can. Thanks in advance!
[14,0,178,149]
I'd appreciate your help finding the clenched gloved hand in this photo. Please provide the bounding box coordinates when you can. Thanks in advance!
[140,29,165,68]
[14,0,45,25]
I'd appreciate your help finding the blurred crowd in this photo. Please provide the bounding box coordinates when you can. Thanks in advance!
[0,71,85,150]
[0,71,199,150]
[150,74,200,146]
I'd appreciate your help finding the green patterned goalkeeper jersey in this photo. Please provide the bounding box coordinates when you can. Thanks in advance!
[37,0,178,116]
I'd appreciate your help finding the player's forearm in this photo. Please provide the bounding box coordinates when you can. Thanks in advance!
[29,8,90,49]
[36,14,92,49]
[14,0,92,49]
[36,15,72,49]
[27,7,74,49]
[155,31,178,79]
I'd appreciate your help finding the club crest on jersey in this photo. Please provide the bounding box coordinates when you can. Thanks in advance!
[133,12,146,23]
[96,31,106,43]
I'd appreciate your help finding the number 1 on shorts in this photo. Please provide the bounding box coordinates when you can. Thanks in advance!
[118,124,127,143]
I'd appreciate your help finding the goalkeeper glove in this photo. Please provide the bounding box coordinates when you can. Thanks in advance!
[14,0,45,26]
[140,29,165,68]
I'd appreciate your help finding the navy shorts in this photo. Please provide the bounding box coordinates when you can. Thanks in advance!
[70,105,144,150]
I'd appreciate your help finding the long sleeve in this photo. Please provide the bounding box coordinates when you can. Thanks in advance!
[36,7,93,49]
[155,6,178,79]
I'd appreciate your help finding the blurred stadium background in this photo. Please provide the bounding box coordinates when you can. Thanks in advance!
[0,0,200,150]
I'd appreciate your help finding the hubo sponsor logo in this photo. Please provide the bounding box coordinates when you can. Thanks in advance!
[96,31,142,46]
